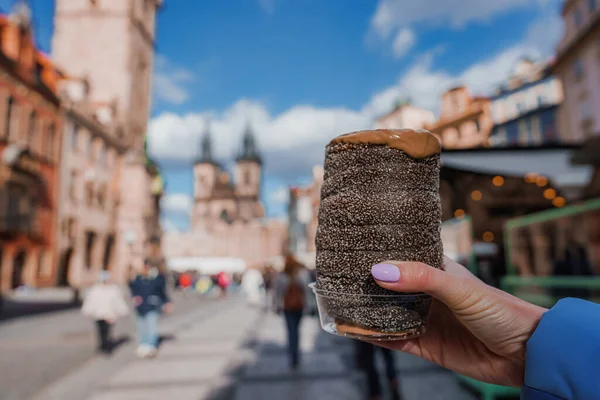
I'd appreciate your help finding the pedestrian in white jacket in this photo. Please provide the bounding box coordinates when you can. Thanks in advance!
[81,271,129,354]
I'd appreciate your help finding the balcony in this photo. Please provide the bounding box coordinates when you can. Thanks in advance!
[0,214,41,237]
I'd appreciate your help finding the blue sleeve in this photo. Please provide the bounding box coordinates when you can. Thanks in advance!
[128,277,139,297]
[158,275,170,304]
[522,298,600,400]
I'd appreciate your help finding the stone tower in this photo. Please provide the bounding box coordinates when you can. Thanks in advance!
[235,124,262,221]
[51,0,163,277]
[193,123,218,228]
[51,0,161,148]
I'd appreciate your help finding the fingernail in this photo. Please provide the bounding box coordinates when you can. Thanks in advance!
[371,263,400,282]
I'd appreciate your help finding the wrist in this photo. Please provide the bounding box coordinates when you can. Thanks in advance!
[516,302,547,362]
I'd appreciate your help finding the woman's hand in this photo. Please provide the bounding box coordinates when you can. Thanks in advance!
[370,256,546,387]
[162,303,174,314]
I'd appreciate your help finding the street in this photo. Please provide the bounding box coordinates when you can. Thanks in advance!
[1,293,478,400]
[0,290,215,400]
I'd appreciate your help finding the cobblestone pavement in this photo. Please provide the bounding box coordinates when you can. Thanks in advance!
[28,297,478,400]
[0,291,216,400]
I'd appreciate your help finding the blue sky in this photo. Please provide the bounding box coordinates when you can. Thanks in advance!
[4,0,564,230]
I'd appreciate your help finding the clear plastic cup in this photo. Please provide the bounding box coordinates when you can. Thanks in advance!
[309,283,432,341]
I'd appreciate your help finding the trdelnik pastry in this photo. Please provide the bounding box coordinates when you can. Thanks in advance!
[312,128,443,340]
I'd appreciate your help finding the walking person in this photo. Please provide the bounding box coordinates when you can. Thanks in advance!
[355,340,402,400]
[262,265,275,312]
[129,260,173,358]
[81,271,129,354]
[275,255,312,370]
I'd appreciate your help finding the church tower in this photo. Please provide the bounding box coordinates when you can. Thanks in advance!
[235,124,263,221]
[51,0,161,150]
[193,123,218,228]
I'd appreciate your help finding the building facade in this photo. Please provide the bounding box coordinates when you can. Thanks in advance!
[287,166,323,268]
[374,101,435,130]
[0,11,64,293]
[490,59,564,147]
[554,0,600,142]
[52,0,163,280]
[427,86,493,149]
[54,78,126,289]
[162,125,286,267]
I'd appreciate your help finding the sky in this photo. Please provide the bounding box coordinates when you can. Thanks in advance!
[3,0,565,231]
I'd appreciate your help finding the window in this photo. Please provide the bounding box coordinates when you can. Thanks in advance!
[84,231,96,269]
[220,209,232,224]
[492,127,507,147]
[574,8,583,26]
[589,0,597,11]
[37,251,44,277]
[580,100,592,121]
[573,59,584,80]
[537,95,545,106]
[97,184,105,208]
[86,136,93,158]
[4,96,13,138]
[27,111,36,150]
[518,120,528,144]
[71,124,79,151]
[85,182,94,207]
[243,169,251,185]
[34,62,43,84]
[98,141,105,166]
[531,116,542,144]
[69,170,77,200]
[46,123,55,160]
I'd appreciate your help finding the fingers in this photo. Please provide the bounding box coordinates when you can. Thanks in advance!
[371,259,483,310]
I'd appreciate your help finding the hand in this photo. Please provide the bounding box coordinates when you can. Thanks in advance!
[162,303,174,313]
[106,319,115,325]
[132,296,142,307]
[370,256,546,387]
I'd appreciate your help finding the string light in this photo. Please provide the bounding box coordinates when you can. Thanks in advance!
[524,173,537,183]
[471,190,483,201]
[483,231,494,242]
[543,188,556,200]
[454,209,465,218]
[552,196,566,207]
[535,176,548,187]
[492,176,504,187]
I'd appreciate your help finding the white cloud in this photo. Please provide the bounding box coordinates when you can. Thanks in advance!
[368,0,560,57]
[270,186,290,204]
[148,12,563,182]
[153,55,195,105]
[392,28,416,58]
[371,0,554,37]
[160,218,182,232]
[161,193,193,217]
[258,0,276,14]
[147,100,371,179]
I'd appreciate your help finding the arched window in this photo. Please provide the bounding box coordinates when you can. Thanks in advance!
[220,209,232,224]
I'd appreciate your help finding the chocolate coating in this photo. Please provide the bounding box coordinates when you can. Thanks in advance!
[331,129,441,159]
[316,130,443,333]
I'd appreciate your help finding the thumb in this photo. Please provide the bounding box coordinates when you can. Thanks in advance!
[370,260,482,310]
